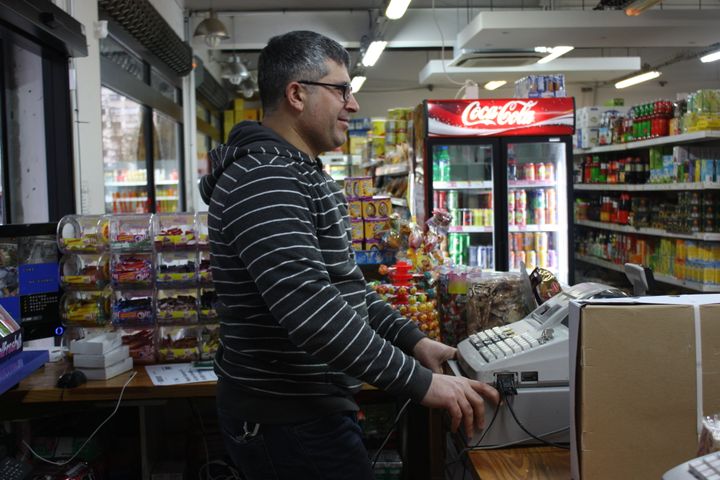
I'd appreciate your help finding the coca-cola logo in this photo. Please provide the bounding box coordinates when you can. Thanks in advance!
[460,100,538,127]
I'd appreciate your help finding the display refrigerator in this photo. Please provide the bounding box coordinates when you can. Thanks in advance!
[413,98,575,284]
[101,88,183,214]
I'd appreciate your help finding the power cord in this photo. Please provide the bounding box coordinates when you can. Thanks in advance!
[504,396,570,450]
[370,398,412,469]
[22,370,138,466]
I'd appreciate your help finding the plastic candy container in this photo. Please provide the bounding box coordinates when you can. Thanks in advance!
[155,288,198,324]
[198,250,212,284]
[60,290,109,327]
[155,250,196,287]
[153,213,196,250]
[111,289,154,326]
[110,253,153,288]
[195,212,209,248]
[198,288,218,322]
[57,214,108,253]
[157,326,200,362]
[200,324,220,360]
[119,327,156,364]
[108,214,153,251]
[59,253,109,290]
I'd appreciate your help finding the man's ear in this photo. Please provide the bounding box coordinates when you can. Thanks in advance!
[285,82,306,112]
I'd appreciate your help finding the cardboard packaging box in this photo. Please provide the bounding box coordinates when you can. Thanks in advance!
[569,295,720,480]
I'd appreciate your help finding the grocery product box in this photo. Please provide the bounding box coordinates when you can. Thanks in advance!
[569,295,720,480]
[70,331,122,355]
[0,305,22,362]
[361,197,392,218]
[344,176,373,199]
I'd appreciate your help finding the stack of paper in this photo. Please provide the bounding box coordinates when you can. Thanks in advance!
[70,332,133,380]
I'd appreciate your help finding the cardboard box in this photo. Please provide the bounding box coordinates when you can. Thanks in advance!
[73,345,129,368]
[70,332,122,355]
[569,295,720,480]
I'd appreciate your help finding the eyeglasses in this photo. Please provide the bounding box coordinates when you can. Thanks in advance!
[298,80,353,103]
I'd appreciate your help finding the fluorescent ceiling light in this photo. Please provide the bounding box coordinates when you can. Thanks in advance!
[625,0,663,16]
[362,41,387,67]
[615,70,661,89]
[700,49,720,63]
[385,0,411,20]
[351,75,367,94]
[537,46,574,64]
[484,80,507,90]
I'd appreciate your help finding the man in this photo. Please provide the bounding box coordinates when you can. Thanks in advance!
[199,30,498,480]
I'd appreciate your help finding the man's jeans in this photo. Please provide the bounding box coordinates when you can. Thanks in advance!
[216,410,376,480]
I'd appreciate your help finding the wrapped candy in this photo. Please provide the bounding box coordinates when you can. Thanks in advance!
[466,272,534,334]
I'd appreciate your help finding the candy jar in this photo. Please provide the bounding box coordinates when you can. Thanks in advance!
[200,324,220,360]
[157,325,200,363]
[119,327,156,364]
[59,253,109,290]
[57,214,108,253]
[110,252,154,288]
[195,211,209,249]
[108,213,153,251]
[60,290,109,327]
[155,250,196,287]
[155,288,198,324]
[111,289,154,326]
[153,212,196,250]
[197,250,212,285]
[198,287,218,323]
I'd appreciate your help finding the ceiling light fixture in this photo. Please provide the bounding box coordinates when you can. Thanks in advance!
[351,75,367,94]
[615,70,661,89]
[193,10,229,48]
[385,0,412,20]
[700,49,720,63]
[624,0,663,16]
[362,40,388,67]
[221,54,250,85]
[536,46,574,65]
[483,80,507,91]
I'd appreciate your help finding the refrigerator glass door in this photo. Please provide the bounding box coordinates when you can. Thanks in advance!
[506,141,568,283]
[101,87,148,214]
[432,143,495,269]
[152,111,181,213]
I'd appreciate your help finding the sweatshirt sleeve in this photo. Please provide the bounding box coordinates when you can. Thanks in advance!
[364,285,426,355]
[221,161,432,403]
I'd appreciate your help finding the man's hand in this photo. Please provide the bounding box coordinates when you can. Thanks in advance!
[412,337,456,373]
[420,373,500,440]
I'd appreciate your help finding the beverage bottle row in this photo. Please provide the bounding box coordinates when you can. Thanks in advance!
[508,160,555,182]
[578,155,650,184]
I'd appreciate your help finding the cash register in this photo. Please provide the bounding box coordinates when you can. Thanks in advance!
[452,281,627,447]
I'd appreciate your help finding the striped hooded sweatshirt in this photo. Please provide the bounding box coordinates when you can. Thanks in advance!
[199,121,433,423]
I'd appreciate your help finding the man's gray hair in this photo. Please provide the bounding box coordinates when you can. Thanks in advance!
[258,31,350,113]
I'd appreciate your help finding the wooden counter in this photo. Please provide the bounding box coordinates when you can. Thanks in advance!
[468,446,570,479]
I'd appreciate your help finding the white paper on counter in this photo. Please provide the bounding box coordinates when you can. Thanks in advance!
[145,363,218,386]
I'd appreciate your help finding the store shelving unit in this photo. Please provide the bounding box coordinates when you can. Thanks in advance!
[573,130,720,292]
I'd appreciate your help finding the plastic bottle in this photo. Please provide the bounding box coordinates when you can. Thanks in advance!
[436,146,450,183]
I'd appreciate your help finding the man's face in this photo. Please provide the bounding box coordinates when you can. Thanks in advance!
[299,60,360,156]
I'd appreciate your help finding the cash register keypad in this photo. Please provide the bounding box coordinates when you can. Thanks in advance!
[688,451,720,479]
[468,326,540,363]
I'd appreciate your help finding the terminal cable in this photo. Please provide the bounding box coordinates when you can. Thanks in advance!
[22,370,138,466]
[371,398,412,469]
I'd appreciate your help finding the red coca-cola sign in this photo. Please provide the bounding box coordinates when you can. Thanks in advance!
[426,98,575,137]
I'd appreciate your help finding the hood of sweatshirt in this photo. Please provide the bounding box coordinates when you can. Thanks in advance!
[198,121,320,204]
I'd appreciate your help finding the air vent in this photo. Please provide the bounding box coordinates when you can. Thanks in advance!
[449,49,543,68]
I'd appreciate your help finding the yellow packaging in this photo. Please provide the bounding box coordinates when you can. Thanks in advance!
[371,119,386,136]
[233,98,245,113]
[351,219,364,241]
[224,110,235,125]
[361,197,392,218]
[242,108,260,121]
[345,176,373,198]
[348,200,362,218]
[349,136,366,155]
[363,218,387,241]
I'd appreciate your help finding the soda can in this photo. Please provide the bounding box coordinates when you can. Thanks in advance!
[468,245,478,266]
[545,162,555,181]
[473,209,483,226]
[433,190,439,209]
[515,189,526,211]
[438,190,447,210]
[522,233,533,250]
[535,163,545,182]
[508,249,515,270]
[534,207,546,225]
[517,250,526,268]
[524,163,535,181]
[450,209,461,226]
[548,249,557,268]
[479,246,488,269]
[448,190,459,209]
[534,232,548,251]
[463,209,473,226]
[538,249,548,268]
[545,188,556,210]
[527,250,537,267]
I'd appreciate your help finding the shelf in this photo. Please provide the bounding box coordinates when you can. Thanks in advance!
[509,224,560,233]
[390,197,408,207]
[575,219,720,241]
[375,164,409,176]
[434,181,493,190]
[573,130,720,155]
[105,179,178,187]
[106,197,148,202]
[575,254,720,292]
[448,226,493,233]
[574,181,720,191]
[508,180,556,189]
